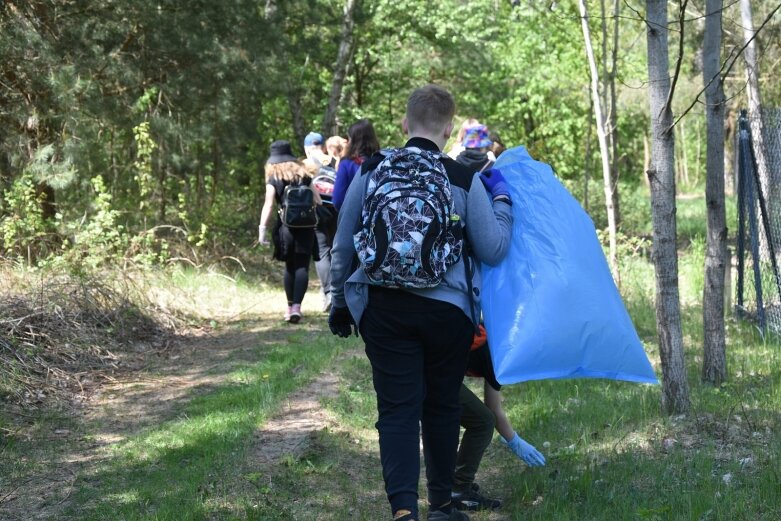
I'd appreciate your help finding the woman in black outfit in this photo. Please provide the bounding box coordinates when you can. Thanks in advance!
[258,140,318,323]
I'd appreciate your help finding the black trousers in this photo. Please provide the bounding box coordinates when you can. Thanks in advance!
[360,287,473,517]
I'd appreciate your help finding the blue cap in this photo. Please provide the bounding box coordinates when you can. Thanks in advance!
[304,132,324,146]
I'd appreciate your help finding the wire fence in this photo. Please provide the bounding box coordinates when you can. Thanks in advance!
[735,108,781,337]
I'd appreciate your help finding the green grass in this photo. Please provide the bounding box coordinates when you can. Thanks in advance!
[315,323,781,520]
[65,326,349,520]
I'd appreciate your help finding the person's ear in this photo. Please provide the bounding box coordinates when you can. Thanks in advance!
[402,117,409,135]
[444,121,454,139]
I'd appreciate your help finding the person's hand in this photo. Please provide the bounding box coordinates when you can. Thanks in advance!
[501,433,546,466]
[258,225,269,246]
[328,305,357,338]
[479,168,511,202]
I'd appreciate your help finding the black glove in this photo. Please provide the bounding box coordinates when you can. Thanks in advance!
[328,305,357,338]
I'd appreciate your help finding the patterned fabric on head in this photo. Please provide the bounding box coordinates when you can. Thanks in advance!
[462,125,492,149]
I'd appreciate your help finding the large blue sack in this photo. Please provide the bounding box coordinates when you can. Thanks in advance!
[481,146,657,385]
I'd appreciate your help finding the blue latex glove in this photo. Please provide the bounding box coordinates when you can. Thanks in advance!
[501,433,546,466]
[328,305,358,338]
[479,167,511,202]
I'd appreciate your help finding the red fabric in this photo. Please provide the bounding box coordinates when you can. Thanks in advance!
[470,324,487,351]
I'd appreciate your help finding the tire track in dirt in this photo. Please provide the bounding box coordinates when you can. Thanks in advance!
[248,349,361,465]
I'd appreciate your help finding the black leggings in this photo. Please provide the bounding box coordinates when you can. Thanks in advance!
[284,253,311,305]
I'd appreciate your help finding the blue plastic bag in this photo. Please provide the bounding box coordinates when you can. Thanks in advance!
[482,146,657,385]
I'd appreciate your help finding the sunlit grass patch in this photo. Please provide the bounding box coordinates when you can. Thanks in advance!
[68,328,344,521]
[144,266,286,321]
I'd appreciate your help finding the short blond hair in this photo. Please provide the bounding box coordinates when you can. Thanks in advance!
[325,136,347,158]
[406,84,455,135]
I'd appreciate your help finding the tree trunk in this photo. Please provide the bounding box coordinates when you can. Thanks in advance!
[724,108,735,196]
[678,120,689,186]
[740,0,772,253]
[583,99,593,213]
[646,0,690,414]
[288,92,306,149]
[322,0,358,137]
[580,0,619,281]
[157,140,166,224]
[608,0,620,225]
[600,0,621,226]
[702,0,728,385]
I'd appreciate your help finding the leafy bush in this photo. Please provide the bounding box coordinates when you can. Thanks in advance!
[0,174,53,262]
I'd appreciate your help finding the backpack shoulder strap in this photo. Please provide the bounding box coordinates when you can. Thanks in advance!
[478,159,493,173]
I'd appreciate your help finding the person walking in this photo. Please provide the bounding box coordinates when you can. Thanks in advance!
[258,139,319,323]
[454,124,494,174]
[325,135,348,169]
[332,119,380,210]
[446,117,480,159]
[328,85,513,521]
[451,325,546,512]
[303,131,339,312]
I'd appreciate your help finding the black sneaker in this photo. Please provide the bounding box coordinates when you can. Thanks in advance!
[451,488,502,511]
[427,508,470,520]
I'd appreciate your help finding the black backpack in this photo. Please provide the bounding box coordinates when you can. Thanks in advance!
[280,182,318,228]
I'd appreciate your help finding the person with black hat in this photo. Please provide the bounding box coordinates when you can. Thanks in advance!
[258,139,320,323]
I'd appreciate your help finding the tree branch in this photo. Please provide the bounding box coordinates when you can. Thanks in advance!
[663,0,689,119]
[667,0,781,131]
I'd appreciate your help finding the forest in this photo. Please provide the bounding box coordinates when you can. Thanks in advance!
[2,1,781,520]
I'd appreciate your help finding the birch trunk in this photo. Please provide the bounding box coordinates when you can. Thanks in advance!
[605,0,621,225]
[322,0,358,137]
[580,0,619,280]
[702,0,728,385]
[646,0,690,414]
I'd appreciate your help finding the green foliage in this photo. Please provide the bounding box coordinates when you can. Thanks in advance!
[0,174,50,260]
[64,176,128,270]
[132,121,157,211]
[25,143,77,191]
[0,0,767,265]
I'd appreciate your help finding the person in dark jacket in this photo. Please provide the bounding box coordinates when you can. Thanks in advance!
[455,124,494,173]
[328,84,514,521]
[332,119,380,210]
[258,140,319,323]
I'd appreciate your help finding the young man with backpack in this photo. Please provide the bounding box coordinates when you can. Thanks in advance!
[328,84,513,521]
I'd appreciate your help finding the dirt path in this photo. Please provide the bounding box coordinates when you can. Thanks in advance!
[1,310,352,520]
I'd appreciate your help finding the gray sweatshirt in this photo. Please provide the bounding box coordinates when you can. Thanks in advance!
[329,137,513,326]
